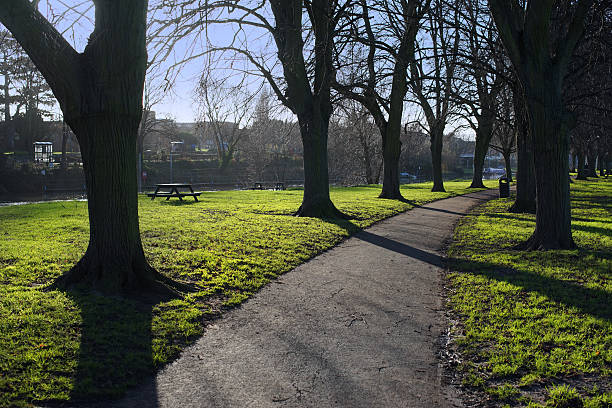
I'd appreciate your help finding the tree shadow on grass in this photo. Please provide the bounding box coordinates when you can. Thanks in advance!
[57,291,159,407]
[447,257,612,323]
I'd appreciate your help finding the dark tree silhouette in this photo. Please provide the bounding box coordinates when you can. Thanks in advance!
[334,0,429,201]
[0,0,183,295]
[489,0,594,249]
[409,0,462,192]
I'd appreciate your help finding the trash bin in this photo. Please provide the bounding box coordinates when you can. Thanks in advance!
[499,176,510,198]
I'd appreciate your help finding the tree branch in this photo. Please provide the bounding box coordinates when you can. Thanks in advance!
[0,0,80,110]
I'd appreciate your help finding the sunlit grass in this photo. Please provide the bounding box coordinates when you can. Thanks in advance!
[0,181,494,406]
[448,178,612,407]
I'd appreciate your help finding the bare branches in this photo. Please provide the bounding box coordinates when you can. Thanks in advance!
[0,0,80,110]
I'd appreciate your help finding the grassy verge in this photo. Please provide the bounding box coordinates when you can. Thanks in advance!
[446,178,611,407]
[0,181,494,406]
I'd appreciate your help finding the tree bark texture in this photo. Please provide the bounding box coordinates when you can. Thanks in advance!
[509,91,536,213]
[56,116,171,293]
[576,152,588,179]
[379,121,403,199]
[430,125,445,192]
[295,112,344,218]
[520,80,574,249]
[0,0,178,294]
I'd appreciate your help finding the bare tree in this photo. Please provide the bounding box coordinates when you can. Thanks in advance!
[409,0,462,192]
[149,0,354,217]
[0,0,185,295]
[195,68,256,170]
[241,86,300,182]
[489,84,517,181]
[489,0,595,249]
[334,0,429,200]
[454,0,505,188]
[329,100,382,185]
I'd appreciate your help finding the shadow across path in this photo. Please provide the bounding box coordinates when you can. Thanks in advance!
[354,230,443,267]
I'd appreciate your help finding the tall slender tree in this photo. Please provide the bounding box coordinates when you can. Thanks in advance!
[334,0,429,200]
[454,0,505,188]
[509,80,536,213]
[409,0,462,192]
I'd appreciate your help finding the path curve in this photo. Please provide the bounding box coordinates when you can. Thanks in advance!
[96,189,498,408]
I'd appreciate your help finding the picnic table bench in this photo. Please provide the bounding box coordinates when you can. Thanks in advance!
[147,183,202,201]
[253,181,286,191]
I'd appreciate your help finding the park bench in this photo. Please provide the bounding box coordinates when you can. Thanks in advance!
[253,181,286,191]
[148,183,202,201]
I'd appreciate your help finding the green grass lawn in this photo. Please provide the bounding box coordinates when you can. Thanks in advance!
[447,178,612,407]
[0,181,494,406]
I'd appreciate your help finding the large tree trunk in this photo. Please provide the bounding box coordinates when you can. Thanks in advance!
[509,91,535,213]
[430,125,445,192]
[295,113,344,218]
[379,122,403,200]
[576,152,588,180]
[469,109,496,189]
[586,150,598,177]
[519,83,574,249]
[54,116,172,294]
[0,0,187,296]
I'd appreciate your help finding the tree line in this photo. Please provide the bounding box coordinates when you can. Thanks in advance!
[0,0,609,296]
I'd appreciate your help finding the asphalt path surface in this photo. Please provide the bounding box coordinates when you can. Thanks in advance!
[81,189,498,408]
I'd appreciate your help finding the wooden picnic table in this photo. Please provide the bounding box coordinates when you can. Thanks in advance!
[147,183,202,201]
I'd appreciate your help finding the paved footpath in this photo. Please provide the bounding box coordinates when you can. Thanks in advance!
[106,189,498,408]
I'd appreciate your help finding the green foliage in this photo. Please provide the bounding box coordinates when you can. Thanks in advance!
[448,178,612,407]
[0,181,493,406]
